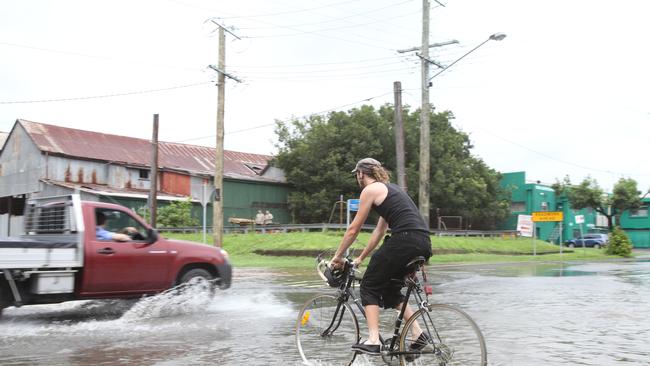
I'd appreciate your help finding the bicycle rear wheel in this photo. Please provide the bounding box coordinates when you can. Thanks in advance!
[296,293,360,365]
[398,304,487,365]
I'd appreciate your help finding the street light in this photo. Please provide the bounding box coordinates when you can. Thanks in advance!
[428,32,507,84]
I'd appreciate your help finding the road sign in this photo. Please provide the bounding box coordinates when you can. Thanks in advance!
[575,215,585,224]
[348,199,360,212]
[517,214,533,237]
[532,211,564,222]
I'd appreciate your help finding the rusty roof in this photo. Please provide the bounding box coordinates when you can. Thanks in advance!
[17,119,284,183]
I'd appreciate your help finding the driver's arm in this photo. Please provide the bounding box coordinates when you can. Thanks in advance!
[112,232,132,242]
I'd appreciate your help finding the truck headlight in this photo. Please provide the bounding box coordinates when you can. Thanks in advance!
[219,248,230,262]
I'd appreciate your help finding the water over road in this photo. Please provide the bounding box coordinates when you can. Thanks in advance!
[1,259,649,365]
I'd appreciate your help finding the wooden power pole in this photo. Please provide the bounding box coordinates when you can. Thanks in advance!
[213,27,226,247]
[393,81,407,191]
[149,114,159,227]
[208,21,241,247]
[418,0,431,227]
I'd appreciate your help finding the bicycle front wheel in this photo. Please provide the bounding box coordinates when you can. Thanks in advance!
[398,304,487,365]
[295,293,360,365]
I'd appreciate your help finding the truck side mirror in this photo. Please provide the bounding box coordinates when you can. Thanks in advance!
[146,228,159,244]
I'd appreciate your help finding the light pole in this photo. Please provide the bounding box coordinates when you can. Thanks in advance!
[429,33,506,83]
[419,32,506,226]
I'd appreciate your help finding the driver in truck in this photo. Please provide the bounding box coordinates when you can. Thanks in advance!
[95,211,137,242]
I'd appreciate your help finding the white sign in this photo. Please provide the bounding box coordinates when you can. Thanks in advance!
[517,214,533,237]
[575,215,585,224]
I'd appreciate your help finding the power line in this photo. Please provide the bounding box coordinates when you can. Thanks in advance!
[216,0,365,19]
[471,125,650,178]
[172,90,395,143]
[0,81,211,104]
[228,55,407,69]
[233,60,415,75]
[0,41,200,72]
[241,10,418,37]
[237,4,416,30]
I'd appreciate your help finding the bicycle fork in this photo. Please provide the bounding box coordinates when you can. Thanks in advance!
[320,292,350,337]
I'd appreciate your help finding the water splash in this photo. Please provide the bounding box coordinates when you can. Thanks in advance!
[120,280,215,321]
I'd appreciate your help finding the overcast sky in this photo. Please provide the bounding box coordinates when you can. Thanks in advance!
[1,0,649,192]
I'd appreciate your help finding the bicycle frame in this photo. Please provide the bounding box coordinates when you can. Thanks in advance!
[299,257,488,365]
[323,260,434,358]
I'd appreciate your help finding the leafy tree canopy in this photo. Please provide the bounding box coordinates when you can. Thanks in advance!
[553,176,646,230]
[274,104,510,229]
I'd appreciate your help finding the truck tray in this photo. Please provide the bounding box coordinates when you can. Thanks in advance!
[0,238,79,269]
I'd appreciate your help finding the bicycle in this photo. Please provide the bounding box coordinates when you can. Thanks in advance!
[295,255,487,365]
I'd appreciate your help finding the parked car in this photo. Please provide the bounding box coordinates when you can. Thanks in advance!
[565,233,609,249]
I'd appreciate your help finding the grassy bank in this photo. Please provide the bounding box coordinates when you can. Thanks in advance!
[163,231,619,268]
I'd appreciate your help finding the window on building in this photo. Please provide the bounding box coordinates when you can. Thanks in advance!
[510,201,526,213]
[540,201,548,211]
[596,214,608,227]
[139,169,150,180]
[630,206,649,218]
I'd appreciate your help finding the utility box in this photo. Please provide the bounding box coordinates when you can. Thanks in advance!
[32,272,75,294]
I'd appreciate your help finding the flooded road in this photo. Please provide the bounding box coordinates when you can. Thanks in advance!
[1,259,649,365]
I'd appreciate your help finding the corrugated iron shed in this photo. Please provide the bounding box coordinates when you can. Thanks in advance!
[18,119,284,183]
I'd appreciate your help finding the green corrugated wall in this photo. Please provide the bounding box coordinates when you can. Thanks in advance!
[99,178,290,228]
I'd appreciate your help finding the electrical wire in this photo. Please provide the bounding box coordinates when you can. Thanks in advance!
[0,41,201,72]
[0,81,211,104]
[241,10,418,38]
[172,90,394,143]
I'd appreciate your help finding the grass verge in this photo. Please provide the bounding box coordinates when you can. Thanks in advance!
[162,231,620,268]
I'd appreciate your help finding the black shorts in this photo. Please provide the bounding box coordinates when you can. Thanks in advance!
[360,231,432,309]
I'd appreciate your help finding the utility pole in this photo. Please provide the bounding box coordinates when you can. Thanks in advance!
[213,27,226,248]
[419,0,431,227]
[393,81,406,191]
[149,114,159,228]
[397,1,457,227]
[208,20,241,247]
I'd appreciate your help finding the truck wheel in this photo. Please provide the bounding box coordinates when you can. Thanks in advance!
[179,268,215,294]
[0,287,5,319]
[179,268,214,285]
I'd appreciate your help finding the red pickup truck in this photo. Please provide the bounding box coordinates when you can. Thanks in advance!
[0,195,231,317]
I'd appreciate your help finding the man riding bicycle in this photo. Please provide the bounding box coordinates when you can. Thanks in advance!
[330,158,433,355]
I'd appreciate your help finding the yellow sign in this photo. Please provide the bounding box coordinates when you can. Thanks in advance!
[532,211,564,222]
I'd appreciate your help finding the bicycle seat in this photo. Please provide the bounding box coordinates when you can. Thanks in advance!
[405,256,426,275]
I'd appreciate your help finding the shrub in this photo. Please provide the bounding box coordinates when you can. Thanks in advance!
[138,198,199,228]
[605,226,633,257]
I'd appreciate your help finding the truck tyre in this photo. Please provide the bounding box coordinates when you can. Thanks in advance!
[0,286,5,319]
[179,268,213,285]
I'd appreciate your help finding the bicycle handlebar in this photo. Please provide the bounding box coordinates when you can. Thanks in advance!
[315,255,360,285]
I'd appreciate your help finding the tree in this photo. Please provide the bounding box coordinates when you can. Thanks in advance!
[553,176,645,231]
[274,104,510,228]
[606,226,633,257]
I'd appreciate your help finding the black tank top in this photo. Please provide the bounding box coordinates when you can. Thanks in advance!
[372,183,429,233]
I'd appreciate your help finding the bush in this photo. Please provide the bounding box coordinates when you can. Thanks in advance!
[605,226,633,257]
[138,198,199,228]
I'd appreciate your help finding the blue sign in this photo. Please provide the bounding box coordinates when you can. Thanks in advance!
[348,199,360,212]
